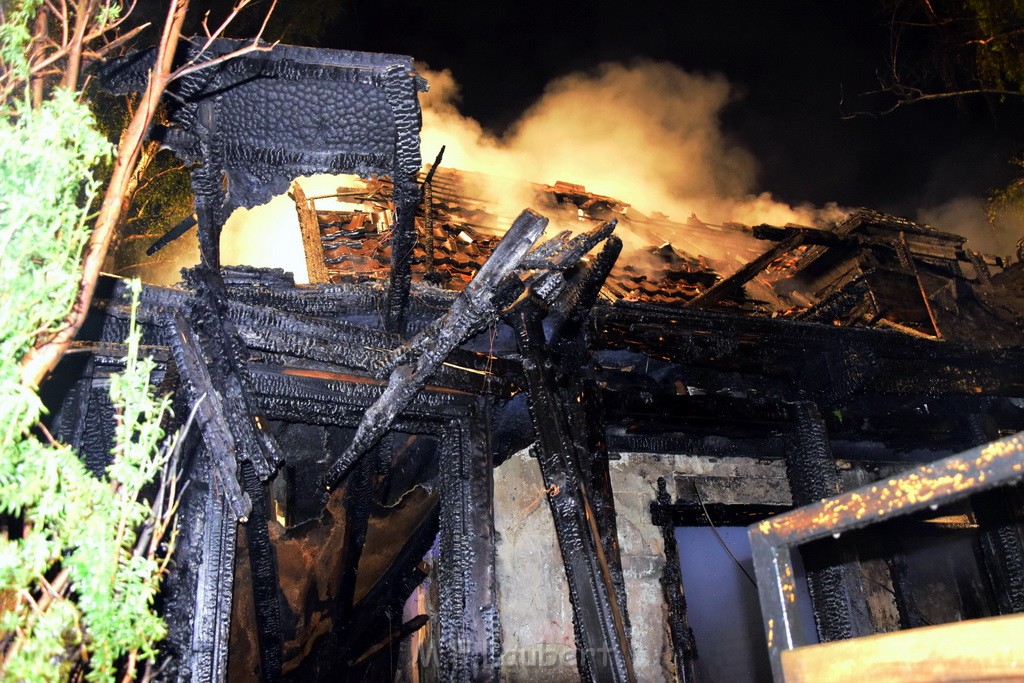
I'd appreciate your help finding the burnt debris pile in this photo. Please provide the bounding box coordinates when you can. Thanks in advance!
[48,41,1024,681]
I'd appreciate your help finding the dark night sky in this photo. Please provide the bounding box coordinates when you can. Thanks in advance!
[312,1,1024,217]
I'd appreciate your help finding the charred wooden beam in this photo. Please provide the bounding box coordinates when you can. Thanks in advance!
[684,231,805,309]
[570,381,630,633]
[975,485,1024,615]
[110,278,521,398]
[165,306,293,681]
[383,61,427,332]
[552,234,622,343]
[436,401,502,681]
[506,297,636,683]
[652,478,699,683]
[420,145,446,278]
[753,222,1006,268]
[784,401,872,643]
[247,363,477,430]
[546,230,631,634]
[227,298,399,374]
[240,460,284,683]
[594,302,1024,399]
[51,354,95,454]
[795,276,872,324]
[751,223,853,247]
[146,213,197,256]
[166,313,250,520]
[521,218,617,273]
[186,477,239,682]
[385,175,420,332]
[321,209,548,488]
[897,231,943,338]
[182,269,282,481]
[224,298,520,395]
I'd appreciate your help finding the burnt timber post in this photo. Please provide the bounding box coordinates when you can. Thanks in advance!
[966,413,1024,615]
[653,478,699,682]
[507,298,636,683]
[436,400,502,681]
[783,401,872,642]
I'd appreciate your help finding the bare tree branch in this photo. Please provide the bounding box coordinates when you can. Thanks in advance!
[19,0,277,388]
[170,0,278,82]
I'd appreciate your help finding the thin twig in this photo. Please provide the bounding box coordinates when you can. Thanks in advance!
[171,0,278,82]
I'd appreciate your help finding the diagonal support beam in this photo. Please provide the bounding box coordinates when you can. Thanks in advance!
[685,231,804,309]
[321,209,548,488]
[166,313,250,520]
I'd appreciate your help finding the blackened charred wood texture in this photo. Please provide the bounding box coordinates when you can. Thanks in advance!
[569,381,630,633]
[976,486,1024,614]
[552,234,622,343]
[684,231,805,309]
[182,267,282,482]
[550,232,631,632]
[593,302,1024,400]
[165,273,293,682]
[52,355,96,459]
[966,413,1024,615]
[165,313,250,519]
[147,213,197,256]
[187,477,239,682]
[784,401,872,642]
[436,401,502,681]
[420,145,446,278]
[240,461,284,683]
[100,42,424,280]
[385,174,421,332]
[119,281,519,397]
[321,209,548,488]
[653,478,699,683]
[507,298,636,683]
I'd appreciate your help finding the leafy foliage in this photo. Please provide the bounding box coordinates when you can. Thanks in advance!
[0,0,44,84]
[872,1,1024,238]
[964,0,1024,93]
[0,89,110,445]
[0,4,179,680]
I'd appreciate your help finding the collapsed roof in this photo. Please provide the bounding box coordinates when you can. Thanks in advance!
[62,41,1024,682]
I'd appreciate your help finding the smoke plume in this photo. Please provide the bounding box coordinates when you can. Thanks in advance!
[418,61,845,244]
[918,196,1021,256]
[146,60,849,285]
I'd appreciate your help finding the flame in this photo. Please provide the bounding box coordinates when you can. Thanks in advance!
[135,61,850,285]
[418,61,847,259]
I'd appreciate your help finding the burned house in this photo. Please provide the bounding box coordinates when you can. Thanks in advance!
[52,41,1024,681]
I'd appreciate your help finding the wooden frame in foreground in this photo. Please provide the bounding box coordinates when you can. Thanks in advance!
[748,431,1024,681]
